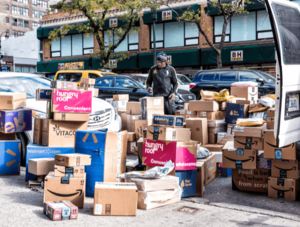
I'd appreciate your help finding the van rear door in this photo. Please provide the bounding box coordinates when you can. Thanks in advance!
[266,0,300,147]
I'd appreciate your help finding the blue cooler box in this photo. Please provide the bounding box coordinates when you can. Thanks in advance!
[175,169,197,198]
[0,139,21,175]
[26,143,74,181]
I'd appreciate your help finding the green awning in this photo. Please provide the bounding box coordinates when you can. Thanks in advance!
[139,49,200,68]
[143,4,200,24]
[37,58,90,73]
[201,43,275,66]
[92,55,138,70]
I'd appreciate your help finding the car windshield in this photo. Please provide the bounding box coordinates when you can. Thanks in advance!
[177,75,191,85]
[258,71,276,83]
[0,76,50,99]
[132,76,147,88]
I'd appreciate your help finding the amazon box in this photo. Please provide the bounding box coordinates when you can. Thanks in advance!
[75,130,128,197]
[36,89,52,101]
[0,92,26,110]
[208,120,226,128]
[234,136,264,150]
[0,132,15,140]
[146,126,191,142]
[44,200,78,221]
[28,158,54,176]
[217,133,234,145]
[53,113,90,122]
[42,120,88,147]
[44,172,86,208]
[0,109,32,133]
[225,103,249,124]
[135,120,147,140]
[197,111,225,120]
[152,115,184,128]
[33,118,44,145]
[202,144,224,152]
[186,118,208,145]
[196,154,216,186]
[55,154,91,167]
[121,113,142,132]
[93,182,138,216]
[80,77,95,85]
[50,81,77,89]
[140,97,164,125]
[232,169,271,193]
[142,139,197,170]
[127,141,137,155]
[222,141,257,169]
[175,110,197,122]
[175,169,197,198]
[0,139,21,175]
[268,177,299,201]
[196,161,205,197]
[54,165,85,178]
[231,87,258,103]
[264,130,298,160]
[208,126,226,134]
[126,102,141,115]
[208,133,217,144]
[267,108,275,129]
[271,160,300,179]
[127,132,136,142]
[234,124,266,138]
[77,87,98,97]
[189,100,219,112]
[113,94,129,101]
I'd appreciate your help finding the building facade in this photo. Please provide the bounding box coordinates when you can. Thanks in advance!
[37,0,300,77]
[0,0,49,38]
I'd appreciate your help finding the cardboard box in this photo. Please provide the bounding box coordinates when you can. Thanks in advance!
[80,77,95,85]
[268,177,299,201]
[42,120,88,147]
[36,89,52,101]
[217,133,234,145]
[127,141,137,155]
[121,113,142,132]
[271,160,300,179]
[184,103,189,110]
[140,97,164,125]
[208,120,226,128]
[176,169,197,197]
[44,201,78,221]
[75,130,128,197]
[137,188,181,210]
[227,124,235,135]
[196,162,205,197]
[225,103,249,124]
[189,100,219,112]
[113,101,127,111]
[208,126,226,134]
[28,158,54,176]
[33,118,43,145]
[52,89,92,113]
[50,81,77,89]
[127,132,136,142]
[44,172,86,208]
[267,108,275,129]
[197,111,225,120]
[93,182,138,216]
[232,169,270,193]
[0,139,21,175]
[267,118,274,130]
[152,115,184,128]
[217,164,232,177]
[0,109,32,133]
[202,144,224,152]
[175,110,196,115]
[79,83,94,89]
[55,154,91,167]
[142,139,197,170]
[196,154,216,186]
[236,100,253,105]
[267,108,275,118]
[248,111,268,121]
[234,136,264,150]
[186,118,208,145]
[126,102,141,115]
[231,87,258,102]
[146,126,191,142]
[126,176,179,191]
[53,113,90,122]
[113,94,129,101]
[78,87,98,97]
[222,141,257,169]
[0,92,26,110]
[264,130,298,160]
[0,132,15,140]
[234,123,266,138]
[135,120,147,140]
[54,165,85,178]
[208,133,217,144]
[25,143,74,181]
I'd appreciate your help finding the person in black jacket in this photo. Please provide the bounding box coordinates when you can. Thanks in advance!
[146,52,179,115]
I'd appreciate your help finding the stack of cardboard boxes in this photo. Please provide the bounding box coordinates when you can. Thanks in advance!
[112,94,128,114]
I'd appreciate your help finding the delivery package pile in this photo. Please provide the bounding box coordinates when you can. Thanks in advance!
[1,78,298,221]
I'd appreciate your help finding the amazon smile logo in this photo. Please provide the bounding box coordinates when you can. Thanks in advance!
[56,158,64,162]
[224,156,255,163]
[236,140,258,146]
[47,189,83,197]
[273,166,297,172]
[270,187,294,193]
[266,142,294,149]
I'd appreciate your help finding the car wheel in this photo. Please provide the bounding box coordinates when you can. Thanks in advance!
[16,132,28,167]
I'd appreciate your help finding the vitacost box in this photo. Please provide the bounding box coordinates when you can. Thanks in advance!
[152,115,184,128]
[0,139,21,175]
[0,109,32,133]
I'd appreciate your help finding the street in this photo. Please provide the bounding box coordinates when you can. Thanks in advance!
[1,168,299,227]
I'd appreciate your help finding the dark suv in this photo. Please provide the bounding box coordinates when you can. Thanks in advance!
[190,69,276,100]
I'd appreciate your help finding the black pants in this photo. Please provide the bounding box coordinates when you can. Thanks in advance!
[164,96,175,115]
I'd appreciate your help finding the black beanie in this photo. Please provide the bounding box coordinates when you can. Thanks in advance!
[157,54,167,63]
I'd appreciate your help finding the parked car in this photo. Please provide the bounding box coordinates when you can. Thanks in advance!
[190,69,276,100]
[94,75,196,109]
[0,72,121,166]
[130,74,192,91]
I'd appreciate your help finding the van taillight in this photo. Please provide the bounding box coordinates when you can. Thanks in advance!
[189,83,196,89]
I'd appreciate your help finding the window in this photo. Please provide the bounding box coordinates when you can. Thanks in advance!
[33,22,38,28]
[24,20,29,28]
[18,31,24,36]
[72,34,83,56]
[38,11,43,18]
[239,72,260,82]
[24,8,28,16]
[215,71,236,82]
[18,7,23,15]
[32,10,37,18]
[151,21,199,49]
[12,18,17,26]
[214,10,273,43]
[201,73,215,81]
[88,73,99,79]
[24,0,28,3]
[61,36,71,57]
[57,73,82,82]
[83,35,94,54]
[6,17,9,23]
[12,6,17,14]
[6,5,9,10]
[18,19,23,27]
[12,31,18,37]
[97,78,113,87]
[32,0,37,5]
[115,78,136,88]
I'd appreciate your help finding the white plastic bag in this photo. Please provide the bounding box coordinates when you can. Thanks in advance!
[197,146,211,159]
[231,81,258,87]
[260,96,275,108]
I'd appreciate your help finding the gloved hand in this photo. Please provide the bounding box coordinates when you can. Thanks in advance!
[147,87,153,94]
[169,93,176,102]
